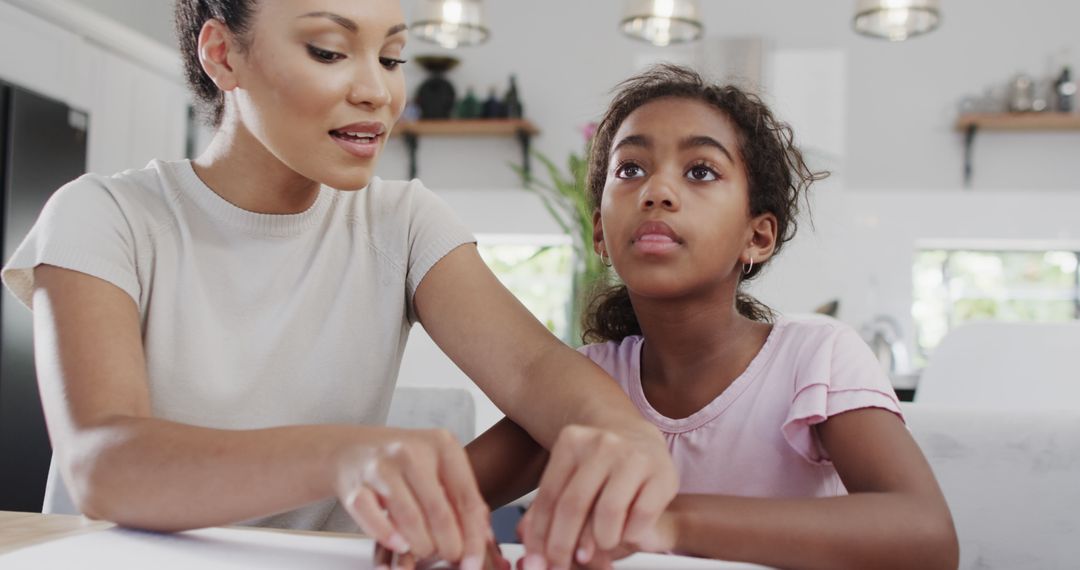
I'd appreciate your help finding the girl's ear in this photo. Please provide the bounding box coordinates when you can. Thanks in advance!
[742,212,778,265]
[198,19,241,92]
[592,209,605,256]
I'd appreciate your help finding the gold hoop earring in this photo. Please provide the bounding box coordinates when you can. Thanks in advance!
[743,257,754,275]
[600,250,612,268]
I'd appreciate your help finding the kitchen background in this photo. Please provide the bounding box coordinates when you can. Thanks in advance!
[2,0,1080,504]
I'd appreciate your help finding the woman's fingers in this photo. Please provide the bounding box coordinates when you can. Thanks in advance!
[589,458,648,550]
[345,484,410,555]
[339,428,491,569]
[436,434,492,570]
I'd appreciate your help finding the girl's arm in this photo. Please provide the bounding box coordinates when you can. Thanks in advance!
[596,408,958,570]
[32,265,491,566]
[413,245,678,568]
[466,417,547,509]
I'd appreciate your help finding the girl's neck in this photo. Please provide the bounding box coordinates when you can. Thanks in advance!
[632,288,773,418]
[192,120,322,215]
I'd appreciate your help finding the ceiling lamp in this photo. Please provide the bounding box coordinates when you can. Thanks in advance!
[621,0,704,47]
[411,0,490,49]
[853,0,941,41]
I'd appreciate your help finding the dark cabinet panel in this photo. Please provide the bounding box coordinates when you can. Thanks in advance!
[0,83,87,512]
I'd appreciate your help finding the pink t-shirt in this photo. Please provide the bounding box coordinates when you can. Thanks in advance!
[578,317,903,498]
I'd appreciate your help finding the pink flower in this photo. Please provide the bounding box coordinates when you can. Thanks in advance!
[581,122,598,143]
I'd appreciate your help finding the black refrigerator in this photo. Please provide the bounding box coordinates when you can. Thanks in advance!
[0,81,88,512]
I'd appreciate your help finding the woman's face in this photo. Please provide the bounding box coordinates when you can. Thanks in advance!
[228,0,408,190]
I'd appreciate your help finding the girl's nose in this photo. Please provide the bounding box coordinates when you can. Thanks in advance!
[639,176,680,211]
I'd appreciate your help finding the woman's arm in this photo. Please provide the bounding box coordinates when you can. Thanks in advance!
[596,408,958,570]
[414,245,678,568]
[32,265,490,566]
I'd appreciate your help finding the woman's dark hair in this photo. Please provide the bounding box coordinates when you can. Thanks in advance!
[582,64,827,344]
[174,0,258,127]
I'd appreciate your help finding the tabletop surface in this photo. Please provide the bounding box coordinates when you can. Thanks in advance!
[0,511,769,569]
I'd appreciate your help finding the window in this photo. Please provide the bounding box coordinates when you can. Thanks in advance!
[476,234,575,342]
[912,247,1080,365]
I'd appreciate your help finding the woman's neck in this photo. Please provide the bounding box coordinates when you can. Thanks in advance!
[192,120,322,215]
[631,287,773,418]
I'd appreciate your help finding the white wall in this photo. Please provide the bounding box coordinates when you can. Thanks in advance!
[0,0,190,175]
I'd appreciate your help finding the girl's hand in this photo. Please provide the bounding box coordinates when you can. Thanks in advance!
[337,428,492,570]
[517,425,679,570]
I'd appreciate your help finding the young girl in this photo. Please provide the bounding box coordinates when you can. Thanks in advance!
[473,65,958,570]
[0,1,679,569]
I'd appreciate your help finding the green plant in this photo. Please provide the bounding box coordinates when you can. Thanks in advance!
[510,139,608,346]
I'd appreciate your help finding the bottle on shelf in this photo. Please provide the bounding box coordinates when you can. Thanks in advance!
[504,74,523,119]
[1055,66,1076,113]
[456,86,480,119]
[481,86,506,119]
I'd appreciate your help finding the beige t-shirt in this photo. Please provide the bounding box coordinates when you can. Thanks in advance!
[1,159,475,531]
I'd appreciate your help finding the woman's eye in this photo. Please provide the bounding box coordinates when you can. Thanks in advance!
[307,45,345,63]
[616,163,644,179]
[380,57,408,71]
[687,165,718,181]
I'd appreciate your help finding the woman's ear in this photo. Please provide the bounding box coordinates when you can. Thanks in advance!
[198,19,241,92]
[592,210,605,256]
[742,212,778,265]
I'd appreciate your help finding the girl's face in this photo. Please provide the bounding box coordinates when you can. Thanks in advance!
[226,0,408,190]
[595,96,775,300]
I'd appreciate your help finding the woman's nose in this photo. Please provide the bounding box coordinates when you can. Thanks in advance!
[346,65,392,109]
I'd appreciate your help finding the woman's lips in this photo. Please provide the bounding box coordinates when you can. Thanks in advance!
[329,130,381,159]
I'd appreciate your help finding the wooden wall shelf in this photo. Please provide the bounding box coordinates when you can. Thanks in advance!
[955,113,1080,186]
[397,119,541,179]
[955,112,1080,132]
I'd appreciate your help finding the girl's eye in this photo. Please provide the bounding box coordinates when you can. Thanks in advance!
[380,57,408,71]
[616,163,645,179]
[307,45,346,63]
[687,165,718,182]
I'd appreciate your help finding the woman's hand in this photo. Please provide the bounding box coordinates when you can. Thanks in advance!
[337,428,492,570]
[374,539,513,570]
[568,508,678,569]
[517,425,679,569]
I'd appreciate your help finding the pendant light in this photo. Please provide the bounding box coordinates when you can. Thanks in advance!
[411,0,490,49]
[853,0,941,41]
[621,0,704,47]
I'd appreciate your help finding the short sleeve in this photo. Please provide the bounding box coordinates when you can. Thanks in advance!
[1,175,140,310]
[781,324,904,464]
[403,180,476,317]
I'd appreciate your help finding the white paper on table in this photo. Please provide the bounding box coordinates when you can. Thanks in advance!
[0,526,769,569]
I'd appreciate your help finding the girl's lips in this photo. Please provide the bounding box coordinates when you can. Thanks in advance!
[631,220,683,254]
[632,233,681,254]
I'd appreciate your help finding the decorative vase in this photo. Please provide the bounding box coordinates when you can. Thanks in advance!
[415,55,459,119]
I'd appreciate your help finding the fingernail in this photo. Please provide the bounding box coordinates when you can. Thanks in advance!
[576,548,590,564]
[461,555,483,570]
[522,553,546,570]
[387,533,410,554]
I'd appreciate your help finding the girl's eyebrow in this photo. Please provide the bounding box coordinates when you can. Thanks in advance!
[613,134,734,163]
[298,12,408,38]
[680,136,734,162]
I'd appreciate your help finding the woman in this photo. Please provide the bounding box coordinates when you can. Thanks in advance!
[0,1,677,569]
